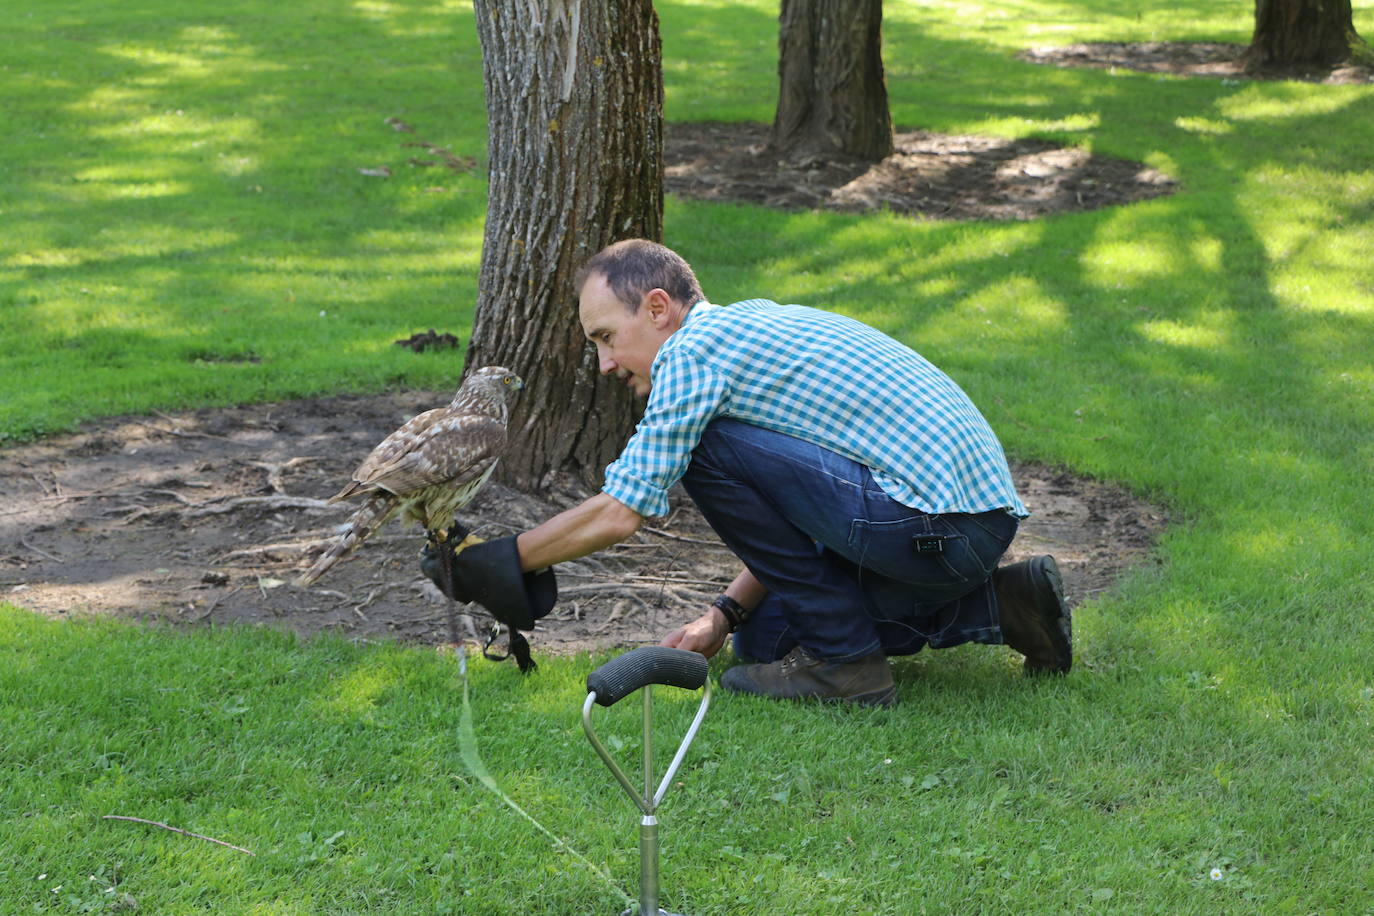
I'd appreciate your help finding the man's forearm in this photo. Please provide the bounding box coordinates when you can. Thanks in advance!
[515,492,643,571]
[723,567,767,609]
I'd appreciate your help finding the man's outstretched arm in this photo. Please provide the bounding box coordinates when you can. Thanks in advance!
[515,492,644,571]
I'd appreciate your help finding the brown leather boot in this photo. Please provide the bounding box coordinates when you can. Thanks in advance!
[994,555,1072,674]
[720,646,896,707]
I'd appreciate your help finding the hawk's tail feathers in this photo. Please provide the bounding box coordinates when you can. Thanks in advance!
[294,492,398,587]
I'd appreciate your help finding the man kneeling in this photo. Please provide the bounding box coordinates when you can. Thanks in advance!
[426,240,1071,706]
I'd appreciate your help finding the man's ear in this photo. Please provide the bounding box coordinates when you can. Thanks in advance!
[643,288,674,327]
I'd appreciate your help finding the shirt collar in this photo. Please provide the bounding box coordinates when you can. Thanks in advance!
[681,299,717,328]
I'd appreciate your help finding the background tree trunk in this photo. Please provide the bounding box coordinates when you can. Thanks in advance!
[1245,0,1364,69]
[770,0,893,164]
[468,0,663,490]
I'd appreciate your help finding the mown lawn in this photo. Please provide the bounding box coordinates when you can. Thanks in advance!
[3,0,1373,912]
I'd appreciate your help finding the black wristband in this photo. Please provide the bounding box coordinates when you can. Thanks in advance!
[711,594,750,633]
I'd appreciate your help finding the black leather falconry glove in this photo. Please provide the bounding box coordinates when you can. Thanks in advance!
[420,523,557,673]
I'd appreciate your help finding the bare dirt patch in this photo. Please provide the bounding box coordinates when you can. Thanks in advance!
[1019,41,1374,85]
[664,122,1176,221]
[663,43,1371,223]
[1,392,1166,658]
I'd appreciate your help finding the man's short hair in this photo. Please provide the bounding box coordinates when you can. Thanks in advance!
[576,239,705,313]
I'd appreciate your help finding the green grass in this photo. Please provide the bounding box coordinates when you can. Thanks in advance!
[4,0,1374,912]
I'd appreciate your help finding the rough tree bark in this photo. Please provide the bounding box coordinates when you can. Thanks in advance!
[770,0,893,164]
[467,0,663,490]
[1245,0,1367,70]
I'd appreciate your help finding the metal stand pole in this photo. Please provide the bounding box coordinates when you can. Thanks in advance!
[582,647,712,916]
[639,688,659,916]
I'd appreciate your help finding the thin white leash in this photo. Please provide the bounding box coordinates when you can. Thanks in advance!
[454,649,634,907]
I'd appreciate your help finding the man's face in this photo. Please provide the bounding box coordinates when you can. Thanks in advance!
[578,273,682,398]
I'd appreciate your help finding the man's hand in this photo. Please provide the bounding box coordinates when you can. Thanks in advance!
[660,608,730,659]
[420,528,556,632]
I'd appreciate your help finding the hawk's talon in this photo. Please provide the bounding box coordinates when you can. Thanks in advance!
[481,622,510,662]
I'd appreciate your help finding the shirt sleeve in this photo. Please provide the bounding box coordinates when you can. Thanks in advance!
[602,350,730,518]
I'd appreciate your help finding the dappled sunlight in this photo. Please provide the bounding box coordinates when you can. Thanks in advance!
[1186,236,1224,273]
[99,44,231,80]
[962,112,1092,139]
[5,227,239,271]
[28,293,182,336]
[314,659,402,720]
[1138,317,1230,350]
[346,0,479,42]
[1037,112,1102,133]
[353,0,402,19]
[232,245,481,283]
[889,0,1255,48]
[1324,365,1374,396]
[343,229,484,274]
[1216,509,1346,577]
[1023,22,1092,40]
[1081,235,1197,287]
[914,274,963,301]
[98,26,287,85]
[92,109,262,143]
[1217,84,1366,122]
[948,275,1068,341]
[926,223,1044,271]
[212,152,261,178]
[1174,115,1234,136]
[1275,268,1374,317]
[65,178,192,202]
[1249,171,1347,243]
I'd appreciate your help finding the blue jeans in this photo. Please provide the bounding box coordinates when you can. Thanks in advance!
[680,420,1018,663]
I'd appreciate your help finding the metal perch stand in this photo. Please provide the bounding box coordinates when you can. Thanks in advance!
[582,647,712,916]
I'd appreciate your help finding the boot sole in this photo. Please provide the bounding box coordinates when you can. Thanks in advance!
[1025,556,1072,675]
[828,686,898,708]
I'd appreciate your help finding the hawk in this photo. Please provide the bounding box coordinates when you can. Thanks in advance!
[295,365,523,589]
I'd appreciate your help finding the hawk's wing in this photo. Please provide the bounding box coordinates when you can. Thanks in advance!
[347,412,507,497]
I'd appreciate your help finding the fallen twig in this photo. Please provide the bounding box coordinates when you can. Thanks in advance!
[0,492,95,516]
[214,536,336,563]
[353,584,390,615]
[128,417,229,441]
[625,573,728,588]
[184,495,333,518]
[147,488,199,506]
[101,814,255,855]
[242,457,320,495]
[154,410,235,440]
[191,585,243,621]
[556,582,694,598]
[19,534,63,563]
[640,526,729,547]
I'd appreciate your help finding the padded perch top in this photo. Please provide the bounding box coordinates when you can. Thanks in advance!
[586,647,709,707]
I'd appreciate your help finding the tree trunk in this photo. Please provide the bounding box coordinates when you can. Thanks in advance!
[1245,0,1365,69]
[770,0,893,164]
[468,0,663,490]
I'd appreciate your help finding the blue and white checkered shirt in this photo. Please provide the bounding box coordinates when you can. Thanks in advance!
[602,299,1028,520]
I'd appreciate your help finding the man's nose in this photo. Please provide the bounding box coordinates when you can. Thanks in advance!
[598,351,617,375]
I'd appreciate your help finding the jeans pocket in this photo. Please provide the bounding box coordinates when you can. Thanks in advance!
[848,517,982,588]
